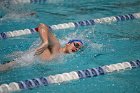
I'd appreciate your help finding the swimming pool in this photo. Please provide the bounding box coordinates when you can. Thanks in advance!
[0,0,140,93]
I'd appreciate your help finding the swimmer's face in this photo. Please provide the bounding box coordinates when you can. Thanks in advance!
[65,41,83,53]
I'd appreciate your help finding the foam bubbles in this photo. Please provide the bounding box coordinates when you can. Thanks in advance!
[14,50,36,67]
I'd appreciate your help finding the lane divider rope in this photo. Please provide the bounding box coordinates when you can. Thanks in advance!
[0,60,140,93]
[12,0,50,4]
[0,12,140,39]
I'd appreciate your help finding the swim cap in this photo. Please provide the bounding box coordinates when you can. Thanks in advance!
[67,39,83,45]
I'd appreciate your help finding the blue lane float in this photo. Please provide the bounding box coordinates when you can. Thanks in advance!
[11,0,48,4]
[11,0,64,4]
[0,60,140,93]
[0,12,140,39]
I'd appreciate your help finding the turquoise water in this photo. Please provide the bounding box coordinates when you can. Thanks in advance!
[0,0,140,93]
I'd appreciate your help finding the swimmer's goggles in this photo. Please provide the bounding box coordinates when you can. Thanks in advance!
[68,40,83,51]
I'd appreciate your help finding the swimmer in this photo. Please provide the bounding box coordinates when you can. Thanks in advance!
[0,23,83,71]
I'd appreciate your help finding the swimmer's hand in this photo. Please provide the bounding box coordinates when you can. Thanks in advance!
[35,42,48,55]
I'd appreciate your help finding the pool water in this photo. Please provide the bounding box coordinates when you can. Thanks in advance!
[0,0,140,93]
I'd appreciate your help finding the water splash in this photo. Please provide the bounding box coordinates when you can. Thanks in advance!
[6,49,35,67]
[59,27,104,51]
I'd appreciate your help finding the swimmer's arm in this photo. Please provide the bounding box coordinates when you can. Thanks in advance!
[35,23,60,55]
[37,23,60,46]
[46,25,61,53]
[0,61,17,72]
[48,32,61,54]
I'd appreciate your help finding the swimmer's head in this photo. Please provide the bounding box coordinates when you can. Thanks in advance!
[65,39,83,53]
